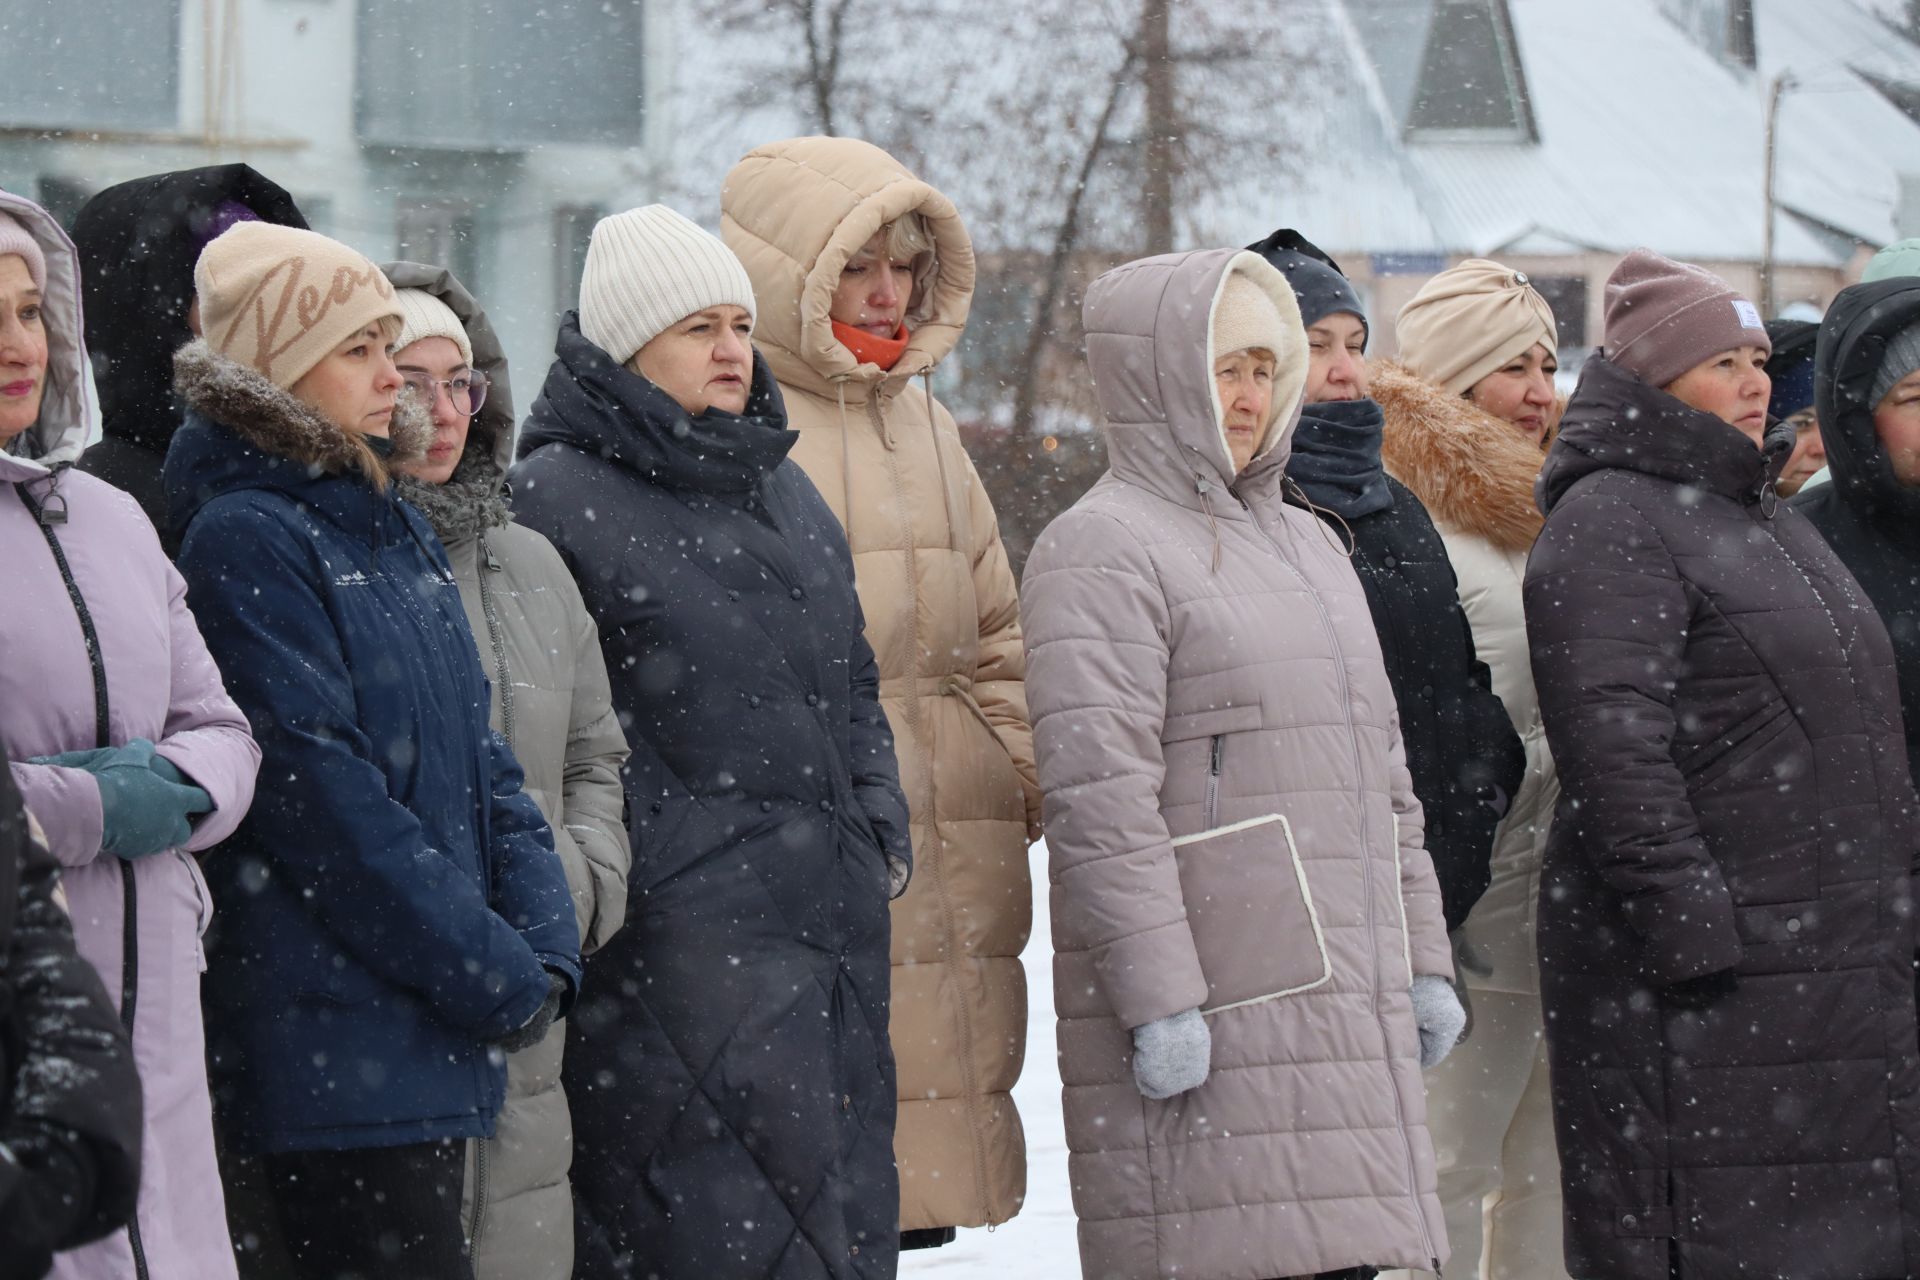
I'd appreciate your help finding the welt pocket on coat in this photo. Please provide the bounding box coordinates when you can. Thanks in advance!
[1161,703,1264,744]
[1171,814,1332,1014]
[1677,702,1794,790]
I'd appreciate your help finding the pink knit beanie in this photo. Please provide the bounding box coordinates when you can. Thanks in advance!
[1604,248,1770,389]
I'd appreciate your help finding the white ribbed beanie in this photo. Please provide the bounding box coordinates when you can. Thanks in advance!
[393,288,473,366]
[578,205,757,365]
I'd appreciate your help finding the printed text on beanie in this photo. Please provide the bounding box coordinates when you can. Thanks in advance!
[195,222,401,390]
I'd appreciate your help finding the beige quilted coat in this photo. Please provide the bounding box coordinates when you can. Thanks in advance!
[1021,249,1453,1279]
[721,136,1041,1232]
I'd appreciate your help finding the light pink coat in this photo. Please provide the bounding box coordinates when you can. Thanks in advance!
[1021,248,1452,1279]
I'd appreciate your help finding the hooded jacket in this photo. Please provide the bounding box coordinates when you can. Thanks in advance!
[0,191,261,1280]
[1289,399,1524,929]
[1022,248,1453,1279]
[1526,354,1920,1279]
[1375,361,1560,993]
[1792,278,1920,795]
[0,738,143,1278]
[70,165,306,550]
[722,136,1039,1233]
[163,339,581,1156]
[384,263,629,1280]
[512,317,912,1280]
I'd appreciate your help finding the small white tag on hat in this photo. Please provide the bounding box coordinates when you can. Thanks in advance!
[1732,299,1763,330]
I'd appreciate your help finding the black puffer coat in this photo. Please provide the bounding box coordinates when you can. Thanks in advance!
[0,740,143,1280]
[1526,354,1920,1279]
[1793,278,1920,793]
[70,165,306,550]
[511,317,913,1280]
[1291,402,1523,927]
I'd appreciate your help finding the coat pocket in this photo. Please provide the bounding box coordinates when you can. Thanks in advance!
[1172,814,1332,1014]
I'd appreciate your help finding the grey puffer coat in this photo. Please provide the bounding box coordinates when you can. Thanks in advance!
[387,262,630,1280]
[1022,247,1454,1280]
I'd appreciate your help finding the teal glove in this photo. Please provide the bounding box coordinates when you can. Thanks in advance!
[30,739,212,860]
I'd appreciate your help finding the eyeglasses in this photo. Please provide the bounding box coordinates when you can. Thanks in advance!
[400,369,490,417]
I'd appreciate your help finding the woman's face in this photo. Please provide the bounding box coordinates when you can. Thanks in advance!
[289,324,403,437]
[1215,348,1277,474]
[1874,368,1920,487]
[1466,342,1558,446]
[1304,312,1367,404]
[392,337,472,485]
[0,254,48,446]
[1775,410,1827,495]
[1665,346,1771,444]
[830,231,914,338]
[633,305,754,416]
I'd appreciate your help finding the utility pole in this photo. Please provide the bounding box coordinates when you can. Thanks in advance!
[1141,0,1175,255]
[1760,70,1794,317]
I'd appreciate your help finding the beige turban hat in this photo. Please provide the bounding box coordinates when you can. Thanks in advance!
[1394,259,1559,395]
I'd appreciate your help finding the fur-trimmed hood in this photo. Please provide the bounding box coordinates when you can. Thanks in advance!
[164,338,431,545]
[1373,360,1547,555]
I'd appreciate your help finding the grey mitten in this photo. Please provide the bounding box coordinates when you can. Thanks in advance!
[1131,1008,1211,1100]
[1411,973,1467,1069]
[495,973,566,1054]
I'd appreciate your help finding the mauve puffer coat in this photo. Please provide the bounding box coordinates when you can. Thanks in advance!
[1022,247,1454,1280]
[1526,354,1920,1279]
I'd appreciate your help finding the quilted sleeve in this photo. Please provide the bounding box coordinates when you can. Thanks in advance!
[1021,510,1206,1029]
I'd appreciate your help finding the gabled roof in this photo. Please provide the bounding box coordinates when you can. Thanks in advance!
[1239,0,1920,267]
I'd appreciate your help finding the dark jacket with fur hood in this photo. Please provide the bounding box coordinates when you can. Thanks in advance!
[163,341,582,1154]
[1793,279,1920,797]
[385,262,628,1280]
[1526,354,1920,1279]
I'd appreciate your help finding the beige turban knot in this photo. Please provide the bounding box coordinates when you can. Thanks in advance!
[1394,259,1559,395]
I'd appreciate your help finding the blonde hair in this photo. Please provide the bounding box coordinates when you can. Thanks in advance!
[882,211,934,264]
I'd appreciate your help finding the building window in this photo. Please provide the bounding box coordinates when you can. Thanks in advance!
[396,200,480,291]
[357,0,646,150]
[1405,0,1536,142]
[1529,274,1589,350]
[553,205,602,316]
[0,0,181,131]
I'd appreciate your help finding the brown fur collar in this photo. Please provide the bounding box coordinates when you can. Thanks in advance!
[172,339,431,489]
[1372,360,1548,554]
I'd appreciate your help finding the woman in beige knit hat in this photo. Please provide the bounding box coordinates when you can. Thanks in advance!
[1374,259,1570,1280]
[165,221,582,1280]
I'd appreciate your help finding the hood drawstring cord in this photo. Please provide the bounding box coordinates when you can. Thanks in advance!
[1283,475,1358,558]
[1193,473,1224,574]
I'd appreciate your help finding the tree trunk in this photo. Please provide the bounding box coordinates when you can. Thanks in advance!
[1140,0,1175,255]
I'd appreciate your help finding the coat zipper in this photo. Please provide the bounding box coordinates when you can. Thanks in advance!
[1231,488,1440,1268]
[18,481,150,1280]
[475,533,515,745]
[1205,736,1223,828]
[470,1136,491,1255]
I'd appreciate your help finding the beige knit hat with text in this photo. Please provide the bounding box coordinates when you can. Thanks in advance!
[393,288,473,367]
[1395,259,1559,395]
[195,221,401,391]
[1212,270,1288,363]
[579,205,757,365]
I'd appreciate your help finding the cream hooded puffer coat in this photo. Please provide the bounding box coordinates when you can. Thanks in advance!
[722,136,1040,1233]
[1022,248,1453,1279]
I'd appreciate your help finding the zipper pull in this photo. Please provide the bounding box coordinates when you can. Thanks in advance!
[1209,735,1223,776]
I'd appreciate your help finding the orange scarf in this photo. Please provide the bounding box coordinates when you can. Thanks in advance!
[832,320,911,371]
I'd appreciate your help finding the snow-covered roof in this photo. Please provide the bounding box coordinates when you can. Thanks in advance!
[1254,0,1920,267]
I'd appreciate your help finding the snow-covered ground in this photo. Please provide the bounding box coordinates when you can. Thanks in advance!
[900,845,1082,1276]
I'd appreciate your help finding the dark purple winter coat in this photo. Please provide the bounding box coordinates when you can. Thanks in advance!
[1525,354,1920,1280]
